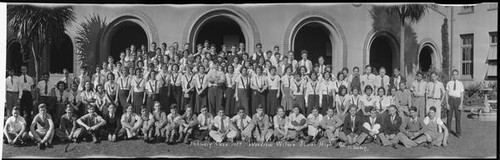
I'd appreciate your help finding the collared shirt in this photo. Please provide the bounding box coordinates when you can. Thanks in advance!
[33,114,52,133]
[291,79,306,95]
[267,75,281,90]
[92,73,106,87]
[59,76,74,88]
[77,74,91,91]
[60,113,77,132]
[360,94,377,108]
[197,113,213,128]
[170,73,183,86]
[426,81,445,99]
[104,81,118,95]
[195,73,208,90]
[252,114,271,131]
[231,114,252,130]
[212,115,231,131]
[377,96,394,111]
[166,113,181,125]
[131,77,145,92]
[321,114,343,129]
[117,76,131,90]
[401,116,424,133]
[336,94,351,109]
[80,90,96,102]
[446,80,465,98]
[5,116,26,133]
[145,79,160,94]
[281,74,293,88]
[121,113,141,127]
[6,76,21,92]
[273,115,289,130]
[287,113,306,129]
[411,80,427,97]
[350,94,361,106]
[68,90,81,104]
[225,73,236,88]
[181,74,195,91]
[305,80,321,96]
[307,113,323,136]
[361,74,376,90]
[392,75,403,90]
[236,74,250,89]
[206,70,225,87]
[298,59,313,74]
[395,90,412,106]
[54,89,71,103]
[319,79,335,95]
[37,80,53,97]
[79,113,105,127]
[374,75,390,90]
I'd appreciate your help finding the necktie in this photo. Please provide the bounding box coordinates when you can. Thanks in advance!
[453,81,456,90]
[203,115,207,126]
[240,117,244,129]
[98,75,100,84]
[220,117,226,133]
[60,91,63,102]
[391,116,395,125]
[380,76,384,88]
[431,82,436,98]
[351,116,355,132]
[128,114,132,123]
[312,82,317,95]
[11,77,14,85]
[24,75,27,83]
[44,81,48,95]
[417,81,420,94]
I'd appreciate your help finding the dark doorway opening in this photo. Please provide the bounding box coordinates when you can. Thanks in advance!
[369,35,396,76]
[419,46,433,72]
[7,41,23,75]
[293,23,332,65]
[50,34,74,73]
[195,16,245,52]
[110,21,148,62]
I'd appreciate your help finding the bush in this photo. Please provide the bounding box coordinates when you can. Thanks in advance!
[464,82,484,106]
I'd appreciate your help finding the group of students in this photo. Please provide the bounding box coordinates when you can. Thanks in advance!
[4,40,465,150]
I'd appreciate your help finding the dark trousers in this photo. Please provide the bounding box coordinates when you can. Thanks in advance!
[20,91,33,127]
[447,96,461,135]
[208,86,223,116]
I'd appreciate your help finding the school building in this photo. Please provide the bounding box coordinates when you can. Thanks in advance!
[5,3,498,86]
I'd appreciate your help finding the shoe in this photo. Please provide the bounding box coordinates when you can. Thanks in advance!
[313,138,319,145]
[294,137,300,142]
[184,139,190,144]
[228,138,234,143]
[92,136,98,143]
[46,143,53,148]
[332,141,340,148]
[426,142,431,149]
[38,142,45,150]
[391,143,398,149]
[305,136,313,144]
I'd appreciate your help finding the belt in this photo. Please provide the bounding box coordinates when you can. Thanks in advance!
[7,91,19,93]
[22,90,31,92]
[413,95,425,98]
[449,96,461,99]
[427,97,441,100]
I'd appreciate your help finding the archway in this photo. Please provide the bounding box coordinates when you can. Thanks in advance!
[293,22,332,65]
[368,33,399,76]
[109,21,148,62]
[195,16,245,52]
[50,34,74,73]
[419,45,433,72]
[7,41,23,75]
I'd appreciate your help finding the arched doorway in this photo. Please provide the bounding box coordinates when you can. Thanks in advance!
[195,16,245,52]
[109,21,148,61]
[7,41,23,74]
[419,45,433,72]
[50,34,74,73]
[368,32,399,76]
[293,22,332,65]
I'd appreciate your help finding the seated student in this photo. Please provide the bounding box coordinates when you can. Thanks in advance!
[286,105,307,142]
[152,101,167,142]
[103,104,121,142]
[210,108,238,143]
[357,106,383,146]
[397,106,427,148]
[140,106,155,143]
[305,107,323,145]
[55,105,78,143]
[194,106,213,141]
[242,106,273,143]
[420,106,449,147]
[165,104,181,144]
[339,105,364,147]
[320,106,343,148]
[119,105,143,140]
[4,107,29,146]
[76,104,107,143]
[176,106,198,144]
[30,104,55,150]
[232,107,252,141]
[273,106,290,142]
[378,105,402,149]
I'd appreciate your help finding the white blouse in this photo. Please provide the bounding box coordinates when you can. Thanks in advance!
[131,77,146,92]
[267,75,281,90]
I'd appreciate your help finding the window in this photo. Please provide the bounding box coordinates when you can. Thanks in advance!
[488,4,498,11]
[460,34,474,78]
[459,6,474,14]
[490,32,498,45]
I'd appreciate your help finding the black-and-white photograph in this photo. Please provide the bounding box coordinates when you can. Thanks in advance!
[0,2,497,158]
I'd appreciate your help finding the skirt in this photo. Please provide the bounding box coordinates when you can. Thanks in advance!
[195,89,208,114]
[237,88,250,115]
[281,88,293,112]
[146,93,159,113]
[224,87,236,116]
[118,89,130,115]
[181,90,196,114]
[292,95,305,115]
[306,94,320,116]
[159,86,170,113]
[266,89,279,116]
[321,95,334,115]
[251,90,266,116]
[132,92,145,114]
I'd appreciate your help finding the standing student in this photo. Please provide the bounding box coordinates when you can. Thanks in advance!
[176,106,198,144]
[273,106,290,142]
[425,72,445,119]
[374,67,390,92]
[210,108,238,143]
[359,86,377,116]
[145,70,160,113]
[320,107,343,148]
[390,68,406,90]
[291,73,306,114]
[103,104,121,142]
[446,69,464,138]
[194,66,209,113]
[19,65,34,123]
[169,64,183,111]
[335,85,350,118]
[350,87,362,116]
[53,81,70,127]
[158,64,171,113]
[207,64,226,115]
[280,66,294,112]
[4,107,29,146]
[231,107,252,141]
[129,68,146,114]
[410,72,427,118]
[68,82,83,117]
[298,50,313,75]
[266,66,281,116]
[116,67,131,115]
[305,107,323,145]
[140,107,155,143]
[235,67,251,115]
[287,51,298,73]
[242,106,273,143]
[76,66,91,92]
[225,65,237,115]
[320,72,335,115]
[305,72,321,116]
[37,73,55,117]
[348,67,362,94]
[104,73,118,107]
[395,82,412,117]
[379,105,402,149]
[376,87,392,116]
[6,68,21,118]
[119,105,143,140]
[76,105,107,143]
[30,104,55,150]
[299,66,310,83]
[287,105,307,142]
[250,66,267,116]
[181,67,196,113]
[80,82,96,115]
[339,105,363,147]
[361,65,376,93]
[92,65,106,88]
[94,84,110,117]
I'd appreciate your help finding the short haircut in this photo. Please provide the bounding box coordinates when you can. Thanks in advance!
[238,107,246,112]
[378,87,386,95]
[452,69,459,74]
[13,106,20,112]
[38,103,47,109]
[66,104,74,111]
[338,85,348,96]
[170,104,178,110]
[429,106,436,112]
[349,104,357,110]
[416,71,424,76]
[409,106,418,112]
[364,85,373,93]
[367,106,376,113]
[256,43,262,47]
[388,105,397,110]
[87,104,95,110]
[276,106,284,111]
[353,66,359,71]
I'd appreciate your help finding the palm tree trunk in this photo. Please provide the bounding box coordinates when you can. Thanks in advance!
[400,18,405,77]
[30,43,39,84]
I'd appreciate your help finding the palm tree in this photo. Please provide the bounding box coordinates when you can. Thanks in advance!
[7,5,75,82]
[75,14,108,70]
[388,4,428,76]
